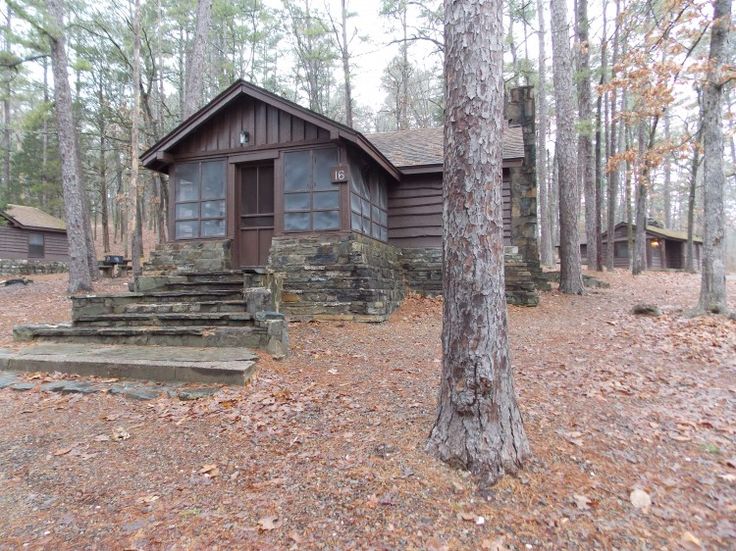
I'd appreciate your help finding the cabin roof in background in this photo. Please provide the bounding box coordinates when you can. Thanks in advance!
[588,222,703,244]
[2,204,66,232]
[365,125,526,169]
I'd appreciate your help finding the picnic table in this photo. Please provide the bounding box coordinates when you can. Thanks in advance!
[98,255,132,278]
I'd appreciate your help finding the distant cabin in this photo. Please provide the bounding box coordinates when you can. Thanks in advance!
[0,204,69,263]
[581,222,702,270]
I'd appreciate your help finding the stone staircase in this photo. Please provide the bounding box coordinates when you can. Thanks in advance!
[14,270,289,357]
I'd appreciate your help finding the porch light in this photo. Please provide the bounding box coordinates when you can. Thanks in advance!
[239,130,250,146]
[651,240,660,248]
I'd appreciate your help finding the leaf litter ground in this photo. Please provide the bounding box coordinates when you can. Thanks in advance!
[0,270,734,549]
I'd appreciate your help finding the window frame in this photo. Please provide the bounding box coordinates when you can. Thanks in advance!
[350,164,388,243]
[282,147,341,233]
[28,232,45,258]
[173,159,227,240]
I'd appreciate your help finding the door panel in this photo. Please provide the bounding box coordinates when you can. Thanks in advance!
[237,163,274,267]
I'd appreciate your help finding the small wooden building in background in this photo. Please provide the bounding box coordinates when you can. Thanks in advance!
[0,204,69,263]
[581,222,702,270]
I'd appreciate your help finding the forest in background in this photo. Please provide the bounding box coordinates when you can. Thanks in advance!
[0,0,734,270]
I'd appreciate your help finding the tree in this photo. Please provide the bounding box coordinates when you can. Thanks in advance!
[698,0,732,314]
[327,0,357,127]
[550,0,584,293]
[576,0,596,270]
[606,0,621,270]
[46,0,94,292]
[183,0,212,119]
[427,0,530,485]
[537,0,554,266]
[130,0,143,276]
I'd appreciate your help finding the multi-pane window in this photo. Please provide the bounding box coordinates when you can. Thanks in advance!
[174,160,226,239]
[283,148,340,232]
[350,167,387,242]
[28,233,44,258]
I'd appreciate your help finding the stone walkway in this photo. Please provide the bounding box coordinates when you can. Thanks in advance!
[0,343,258,385]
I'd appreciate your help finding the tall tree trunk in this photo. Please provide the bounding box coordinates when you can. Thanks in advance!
[2,7,11,195]
[698,0,731,313]
[537,0,554,266]
[98,78,110,253]
[686,139,701,273]
[633,122,648,275]
[606,0,620,270]
[131,0,144,276]
[593,3,606,272]
[551,0,584,293]
[340,0,353,127]
[183,0,212,119]
[625,119,633,266]
[576,0,596,269]
[46,0,93,293]
[427,0,530,485]
[663,113,672,227]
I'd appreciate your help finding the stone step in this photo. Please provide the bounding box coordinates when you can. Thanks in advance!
[14,324,267,348]
[74,312,254,327]
[122,300,247,314]
[72,290,245,318]
[0,343,258,386]
[161,280,245,292]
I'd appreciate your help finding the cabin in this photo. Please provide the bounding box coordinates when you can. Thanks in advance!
[140,80,542,320]
[581,222,703,270]
[0,204,69,275]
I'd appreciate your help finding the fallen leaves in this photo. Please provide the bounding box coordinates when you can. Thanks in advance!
[112,427,130,441]
[257,515,281,531]
[199,464,220,478]
[630,488,652,513]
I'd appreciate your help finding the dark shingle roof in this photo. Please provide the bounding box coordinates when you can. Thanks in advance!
[365,125,525,169]
[3,204,66,231]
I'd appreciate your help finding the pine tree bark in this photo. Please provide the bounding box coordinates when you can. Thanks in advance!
[537,0,554,266]
[131,0,143,276]
[551,0,584,293]
[632,122,648,275]
[340,0,353,127]
[606,0,620,270]
[3,7,11,195]
[427,0,530,485]
[46,0,93,293]
[98,79,110,253]
[576,0,596,269]
[686,138,700,273]
[698,0,731,313]
[183,0,212,119]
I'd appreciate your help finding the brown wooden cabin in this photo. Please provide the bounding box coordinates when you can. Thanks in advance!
[141,80,541,318]
[581,222,702,270]
[0,204,69,262]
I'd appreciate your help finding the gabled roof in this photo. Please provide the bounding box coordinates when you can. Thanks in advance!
[600,222,702,243]
[365,125,525,170]
[1,204,66,232]
[141,79,400,180]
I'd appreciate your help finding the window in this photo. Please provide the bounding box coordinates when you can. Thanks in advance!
[350,165,388,242]
[283,148,340,232]
[28,233,44,258]
[174,160,226,239]
[614,241,629,258]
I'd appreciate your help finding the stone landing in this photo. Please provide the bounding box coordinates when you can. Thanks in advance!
[0,344,258,386]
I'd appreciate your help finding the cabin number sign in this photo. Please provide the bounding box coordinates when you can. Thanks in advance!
[330,165,348,183]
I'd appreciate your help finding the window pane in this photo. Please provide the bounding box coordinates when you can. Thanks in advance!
[284,212,311,231]
[314,148,338,190]
[284,151,310,192]
[176,202,199,220]
[351,211,362,232]
[371,222,381,239]
[313,190,339,210]
[378,181,387,209]
[351,192,361,213]
[380,226,387,241]
[314,210,339,231]
[201,219,225,237]
[361,198,370,218]
[362,216,371,234]
[201,200,225,219]
[258,166,275,213]
[176,163,199,202]
[285,193,310,211]
[351,164,364,195]
[371,205,381,223]
[29,233,44,246]
[202,161,225,199]
[176,220,199,239]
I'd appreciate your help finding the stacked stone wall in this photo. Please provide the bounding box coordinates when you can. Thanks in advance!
[0,259,68,276]
[144,240,232,273]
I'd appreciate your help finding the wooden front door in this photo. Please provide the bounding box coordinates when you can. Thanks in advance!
[237,162,274,267]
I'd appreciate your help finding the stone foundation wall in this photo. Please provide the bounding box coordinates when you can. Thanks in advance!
[0,259,68,276]
[399,246,539,306]
[144,239,232,273]
[268,233,405,322]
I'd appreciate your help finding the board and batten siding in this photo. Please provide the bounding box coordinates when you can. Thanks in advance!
[0,225,69,260]
[172,96,332,158]
[387,173,512,248]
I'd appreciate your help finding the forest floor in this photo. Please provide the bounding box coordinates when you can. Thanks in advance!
[0,270,734,550]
